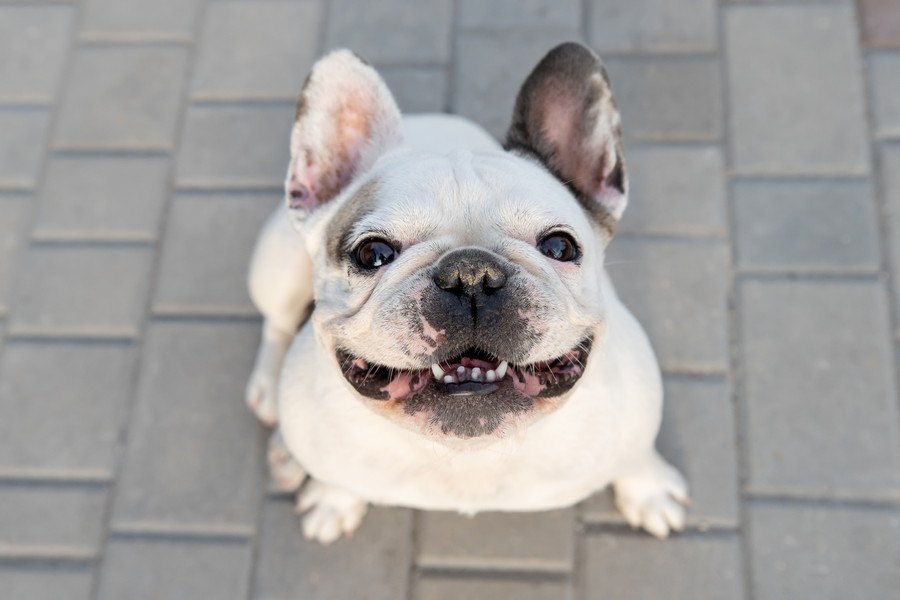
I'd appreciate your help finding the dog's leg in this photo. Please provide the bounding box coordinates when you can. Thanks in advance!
[612,449,690,539]
[245,205,314,426]
[296,479,368,544]
[267,428,307,492]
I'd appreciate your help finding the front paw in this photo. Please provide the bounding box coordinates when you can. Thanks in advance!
[296,480,368,545]
[245,369,278,426]
[613,452,690,539]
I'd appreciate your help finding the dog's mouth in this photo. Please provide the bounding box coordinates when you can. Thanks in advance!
[335,337,593,438]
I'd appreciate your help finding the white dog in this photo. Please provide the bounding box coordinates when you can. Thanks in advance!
[245,42,689,544]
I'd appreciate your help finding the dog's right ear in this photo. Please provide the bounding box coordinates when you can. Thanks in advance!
[286,50,402,221]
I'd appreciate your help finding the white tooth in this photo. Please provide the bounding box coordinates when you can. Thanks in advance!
[471,367,482,381]
[495,361,508,379]
[485,370,496,382]
[443,374,456,384]
[431,364,444,380]
[457,365,466,375]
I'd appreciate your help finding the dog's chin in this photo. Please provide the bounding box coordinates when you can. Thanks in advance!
[335,336,593,440]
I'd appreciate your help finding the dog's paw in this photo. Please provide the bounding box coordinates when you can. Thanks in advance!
[296,480,368,545]
[267,430,306,492]
[245,369,278,426]
[613,452,690,539]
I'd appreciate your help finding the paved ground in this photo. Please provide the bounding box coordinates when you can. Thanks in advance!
[1,0,899,598]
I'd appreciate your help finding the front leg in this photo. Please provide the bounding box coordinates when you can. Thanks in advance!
[245,320,294,426]
[613,449,690,539]
[296,479,369,544]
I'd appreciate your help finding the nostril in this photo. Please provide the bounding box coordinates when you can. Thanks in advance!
[482,269,507,294]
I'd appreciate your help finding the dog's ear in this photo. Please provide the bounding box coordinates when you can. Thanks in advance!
[286,49,402,220]
[505,42,627,230]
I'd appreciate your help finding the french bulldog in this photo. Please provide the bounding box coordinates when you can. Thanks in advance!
[245,42,689,544]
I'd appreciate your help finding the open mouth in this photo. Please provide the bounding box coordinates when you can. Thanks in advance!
[336,337,593,405]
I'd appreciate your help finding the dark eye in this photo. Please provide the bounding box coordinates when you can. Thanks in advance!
[538,232,579,262]
[353,238,397,269]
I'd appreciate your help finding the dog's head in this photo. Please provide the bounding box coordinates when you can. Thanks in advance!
[287,43,628,440]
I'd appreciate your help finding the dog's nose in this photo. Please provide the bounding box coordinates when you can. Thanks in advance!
[433,248,508,298]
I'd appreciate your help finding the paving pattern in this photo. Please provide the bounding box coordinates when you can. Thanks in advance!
[1,0,899,598]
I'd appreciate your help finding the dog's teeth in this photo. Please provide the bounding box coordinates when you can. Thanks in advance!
[443,374,456,384]
[471,367,482,381]
[495,361,509,379]
[456,365,465,375]
[485,370,496,382]
[431,364,444,380]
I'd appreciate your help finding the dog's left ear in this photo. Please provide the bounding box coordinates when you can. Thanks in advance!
[286,49,403,220]
[505,42,627,229]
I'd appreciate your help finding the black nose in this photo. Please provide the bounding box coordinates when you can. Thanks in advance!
[433,248,508,298]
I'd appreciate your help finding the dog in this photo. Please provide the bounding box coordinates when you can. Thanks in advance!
[244,42,689,544]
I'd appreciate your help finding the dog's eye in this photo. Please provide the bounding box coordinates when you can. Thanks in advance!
[538,233,579,262]
[354,238,397,269]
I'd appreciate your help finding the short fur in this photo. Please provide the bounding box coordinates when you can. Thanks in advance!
[245,45,688,544]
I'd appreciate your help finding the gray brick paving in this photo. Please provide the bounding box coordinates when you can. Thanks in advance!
[604,56,724,142]
[618,145,728,236]
[8,244,153,338]
[34,155,171,242]
[606,237,730,373]
[0,340,134,478]
[748,502,900,600]
[589,0,718,53]
[869,53,900,139]
[176,103,294,188]
[0,109,50,189]
[2,1,899,598]
[0,482,106,557]
[192,1,321,101]
[54,46,190,150]
[726,5,871,175]
[733,179,881,273]
[153,193,276,314]
[584,377,740,528]
[740,279,900,497]
[0,563,94,600]
[254,500,413,600]
[96,537,252,600]
[584,532,745,600]
[418,509,574,571]
[0,6,73,103]
[112,320,264,531]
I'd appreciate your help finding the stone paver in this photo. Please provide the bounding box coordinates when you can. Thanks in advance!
[584,376,740,529]
[868,53,900,139]
[606,237,730,374]
[34,155,171,242]
[176,103,294,188]
[589,0,718,53]
[604,57,723,142]
[418,509,574,571]
[0,109,49,189]
[0,482,106,557]
[740,279,900,497]
[97,536,252,600]
[726,5,870,175]
[748,502,900,599]
[0,6,73,103]
[733,179,881,273]
[153,193,276,315]
[112,320,264,532]
[255,500,413,600]
[81,0,204,42]
[1,1,899,598]
[8,244,153,338]
[192,1,321,100]
[0,340,134,478]
[54,46,189,150]
[584,531,744,600]
[0,564,94,600]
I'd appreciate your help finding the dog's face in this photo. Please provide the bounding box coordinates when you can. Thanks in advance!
[286,44,628,440]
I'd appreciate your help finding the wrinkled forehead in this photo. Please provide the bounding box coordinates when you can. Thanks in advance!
[342,149,591,245]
